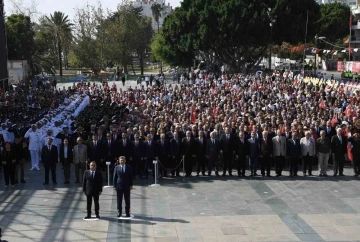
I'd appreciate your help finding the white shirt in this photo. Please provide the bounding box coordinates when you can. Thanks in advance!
[24,129,41,151]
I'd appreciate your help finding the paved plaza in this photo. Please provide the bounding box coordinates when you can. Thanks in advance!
[1,163,360,242]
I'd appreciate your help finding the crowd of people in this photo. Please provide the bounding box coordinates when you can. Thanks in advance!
[1,70,360,187]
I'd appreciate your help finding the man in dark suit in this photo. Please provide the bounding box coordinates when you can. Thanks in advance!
[331,128,347,176]
[113,156,133,218]
[41,137,58,185]
[87,134,104,171]
[119,133,133,163]
[103,133,119,168]
[206,131,220,176]
[56,127,73,147]
[235,131,247,177]
[220,127,235,176]
[259,131,273,177]
[156,133,170,177]
[181,131,197,177]
[321,121,336,138]
[132,134,145,179]
[83,162,103,219]
[196,130,207,176]
[170,132,181,177]
[247,131,260,176]
[144,134,156,179]
[287,132,301,176]
[60,138,73,184]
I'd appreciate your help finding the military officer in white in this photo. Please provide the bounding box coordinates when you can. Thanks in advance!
[0,123,12,143]
[25,124,41,170]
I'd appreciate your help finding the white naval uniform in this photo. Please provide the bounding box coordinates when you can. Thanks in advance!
[24,129,41,169]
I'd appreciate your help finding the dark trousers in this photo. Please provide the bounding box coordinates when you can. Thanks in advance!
[354,154,360,175]
[208,156,219,174]
[158,155,168,176]
[3,164,15,185]
[116,188,130,215]
[334,154,345,175]
[145,157,154,178]
[15,159,25,182]
[223,152,233,174]
[289,157,299,175]
[260,155,271,176]
[74,163,87,182]
[63,159,71,182]
[236,155,246,175]
[196,155,206,174]
[170,155,181,176]
[303,155,313,174]
[184,156,193,176]
[249,157,258,174]
[86,194,99,216]
[275,156,285,175]
[45,163,56,183]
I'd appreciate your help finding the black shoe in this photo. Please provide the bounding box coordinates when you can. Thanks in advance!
[43,182,49,185]
[84,216,91,220]
[126,214,130,217]
[267,174,271,177]
[202,172,206,176]
[208,172,211,176]
[242,174,246,177]
[309,173,313,176]
[21,180,26,183]
[254,173,258,176]
[323,174,328,177]
[276,174,280,177]
[215,171,219,176]
[222,173,226,176]
[354,174,359,177]
[53,181,57,185]
[75,181,80,183]
[96,215,101,219]
[196,173,200,177]
[340,174,345,176]
[250,173,254,177]
[229,173,233,176]
[117,212,121,218]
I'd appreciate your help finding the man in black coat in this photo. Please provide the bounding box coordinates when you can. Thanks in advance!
[235,131,247,177]
[220,127,235,176]
[41,137,58,185]
[206,131,220,176]
[170,132,181,177]
[196,130,207,176]
[321,121,336,138]
[331,128,347,176]
[119,133,133,163]
[83,162,103,219]
[113,156,133,218]
[181,131,197,177]
[259,131,273,177]
[103,133,119,168]
[87,134,104,171]
[144,134,156,179]
[59,138,73,184]
[286,132,301,176]
[132,134,145,179]
[156,133,170,177]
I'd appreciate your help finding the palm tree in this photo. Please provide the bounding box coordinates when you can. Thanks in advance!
[44,11,73,76]
[151,3,163,33]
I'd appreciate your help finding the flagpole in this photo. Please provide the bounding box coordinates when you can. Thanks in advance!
[302,10,309,76]
[349,12,352,61]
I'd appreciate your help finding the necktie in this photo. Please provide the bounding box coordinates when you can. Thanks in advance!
[95,141,97,146]
[122,166,124,173]
[264,139,266,145]
[92,171,94,178]
[279,137,281,145]
[109,141,111,147]
[212,139,214,145]
[114,134,116,140]
[124,140,126,146]
[48,145,51,150]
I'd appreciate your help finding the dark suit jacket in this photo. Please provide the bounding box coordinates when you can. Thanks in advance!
[247,138,260,158]
[287,139,301,158]
[181,137,196,157]
[83,170,103,195]
[331,135,347,158]
[87,140,104,162]
[235,137,247,158]
[119,139,133,159]
[132,141,145,162]
[103,140,119,161]
[321,126,336,138]
[41,144,58,165]
[206,139,220,158]
[59,144,73,164]
[113,164,133,190]
[259,137,273,156]
[170,138,180,156]
[144,140,156,159]
[220,134,235,153]
[156,139,170,157]
[196,137,207,157]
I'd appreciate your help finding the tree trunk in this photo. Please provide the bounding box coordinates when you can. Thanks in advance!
[139,51,144,76]
[57,33,63,76]
[131,63,136,75]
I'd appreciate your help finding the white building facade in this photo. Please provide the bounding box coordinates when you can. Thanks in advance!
[131,0,173,30]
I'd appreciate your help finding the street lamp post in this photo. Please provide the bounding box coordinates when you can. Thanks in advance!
[267,8,276,70]
[0,0,9,91]
[314,34,326,76]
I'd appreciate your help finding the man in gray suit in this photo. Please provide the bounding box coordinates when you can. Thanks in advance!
[73,137,88,183]
[272,129,287,177]
[300,131,316,176]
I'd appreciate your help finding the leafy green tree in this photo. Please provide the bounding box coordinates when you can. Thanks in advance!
[6,14,35,60]
[44,11,73,76]
[316,2,351,42]
[151,3,163,33]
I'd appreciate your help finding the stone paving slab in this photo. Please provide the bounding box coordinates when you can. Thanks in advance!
[1,162,360,241]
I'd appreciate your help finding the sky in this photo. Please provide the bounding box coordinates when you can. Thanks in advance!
[4,0,182,21]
